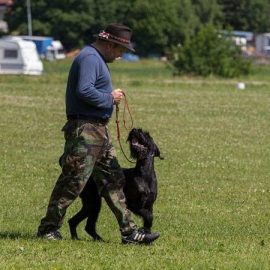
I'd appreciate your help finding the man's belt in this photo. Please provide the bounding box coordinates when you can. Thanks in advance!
[67,115,109,125]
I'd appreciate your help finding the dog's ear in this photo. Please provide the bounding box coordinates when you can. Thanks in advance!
[154,143,164,160]
[126,128,136,142]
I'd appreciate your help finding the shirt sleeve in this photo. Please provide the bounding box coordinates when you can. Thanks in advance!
[76,54,113,109]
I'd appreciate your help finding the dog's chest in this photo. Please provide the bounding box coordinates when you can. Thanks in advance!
[126,170,156,195]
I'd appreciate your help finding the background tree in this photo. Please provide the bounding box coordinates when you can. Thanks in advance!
[127,0,177,56]
[218,0,270,33]
[192,0,223,25]
[5,0,270,56]
[127,0,199,56]
[6,0,95,50]
[5,0,200,55]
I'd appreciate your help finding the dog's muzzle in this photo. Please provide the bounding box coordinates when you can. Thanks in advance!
[130,139,148,159]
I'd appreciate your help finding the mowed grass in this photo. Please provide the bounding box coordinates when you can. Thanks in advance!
[0,59,270,269]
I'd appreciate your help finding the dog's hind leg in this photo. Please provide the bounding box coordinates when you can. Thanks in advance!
[68,177,100,240]
[84,193,104,241]
[68,204,89,240]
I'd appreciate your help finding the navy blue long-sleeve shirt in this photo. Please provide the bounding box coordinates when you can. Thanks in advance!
[65,45,114,120]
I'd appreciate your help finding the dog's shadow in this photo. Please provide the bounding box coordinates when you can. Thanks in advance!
[0,231,35,240]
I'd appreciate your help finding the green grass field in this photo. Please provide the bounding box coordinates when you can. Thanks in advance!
[0,59,270,269]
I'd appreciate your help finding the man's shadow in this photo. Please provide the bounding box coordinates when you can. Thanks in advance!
[0,231,36,240]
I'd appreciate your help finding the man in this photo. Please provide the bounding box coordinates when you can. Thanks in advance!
[37,23,160,244]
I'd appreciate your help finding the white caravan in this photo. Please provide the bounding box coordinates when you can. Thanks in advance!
[0,36,43,75]
[46,40,66,61]
[256,33,270,56]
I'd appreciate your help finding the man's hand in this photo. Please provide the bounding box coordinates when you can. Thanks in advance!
[112,89,124,105]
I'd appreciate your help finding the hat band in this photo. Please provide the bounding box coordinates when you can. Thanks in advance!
[98,31,130,44]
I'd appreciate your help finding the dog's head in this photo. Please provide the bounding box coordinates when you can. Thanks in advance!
[127,128,163,160]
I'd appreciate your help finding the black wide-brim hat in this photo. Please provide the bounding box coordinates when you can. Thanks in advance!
[94,23,135,52]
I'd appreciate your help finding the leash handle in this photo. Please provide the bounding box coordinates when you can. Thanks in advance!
[122,92,133,130]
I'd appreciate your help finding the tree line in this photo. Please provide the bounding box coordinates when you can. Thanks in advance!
[5,0,270,56]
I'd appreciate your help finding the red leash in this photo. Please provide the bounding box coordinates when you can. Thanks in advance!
[115,92,135,163]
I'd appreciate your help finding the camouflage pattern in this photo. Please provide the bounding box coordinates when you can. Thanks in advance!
[38,119,136,235]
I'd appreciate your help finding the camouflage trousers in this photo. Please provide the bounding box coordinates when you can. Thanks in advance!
[38,119,136,235]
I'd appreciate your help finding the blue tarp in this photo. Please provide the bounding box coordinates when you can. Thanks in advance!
[21,36,53,55]
[122,52,139,62]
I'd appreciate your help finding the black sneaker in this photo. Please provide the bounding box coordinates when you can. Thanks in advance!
[122,230,160,244]
[37,230,63,240]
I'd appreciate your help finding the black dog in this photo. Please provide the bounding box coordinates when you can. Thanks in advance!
[68,128,163,240]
